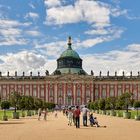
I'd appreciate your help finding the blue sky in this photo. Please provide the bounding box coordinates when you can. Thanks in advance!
[0,0,140,76]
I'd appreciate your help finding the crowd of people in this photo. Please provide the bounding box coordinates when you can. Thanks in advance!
[38,108,48,121]
[63,105,100,128]
[37,105,104,129]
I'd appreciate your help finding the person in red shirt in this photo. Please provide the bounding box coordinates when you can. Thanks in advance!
[74,106,81,128]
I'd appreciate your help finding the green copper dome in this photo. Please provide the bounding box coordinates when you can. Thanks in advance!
[53,36,87,75]
[60,36,80,59]
[60,48,80,59]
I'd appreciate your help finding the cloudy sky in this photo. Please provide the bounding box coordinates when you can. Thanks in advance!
[0,0,140,76]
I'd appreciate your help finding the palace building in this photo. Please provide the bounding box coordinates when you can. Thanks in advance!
[0,37,140,106]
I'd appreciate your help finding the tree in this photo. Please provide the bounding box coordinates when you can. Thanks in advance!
[98,98,106,111]
[19,95,26,110]
[24,96,34,111]
[94,100,99,111]
[1,100,10,110]
[133,100,140,116]
[107,97,116,111]
[34,98,43,110]
[1,100,10,120]
[119,92,133,112]
[10,92,21,113]
[45,102,55,110]
[105,98,111,110]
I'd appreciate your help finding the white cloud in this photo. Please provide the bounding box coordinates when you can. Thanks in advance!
[111,8,127,17]
[44,0,61,7]
[0,43,140,76]
[0,28,21,36]
[0,19,31,46]
[45,0,110,27]
[77,27,123,48]
[0,19,31,27]
[35,41,66,57]
[85,26,123,36]
[85,29,108,35]
[29,3,35,9]
[0,51,47,76]
[0,37,28,46]
[25,30,41,36]
[82,44,140,75]
[25,12,39,20]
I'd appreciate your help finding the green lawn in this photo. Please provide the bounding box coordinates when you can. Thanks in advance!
[0,110,36,120]
[95,110,140,119]
[115,110,139,119]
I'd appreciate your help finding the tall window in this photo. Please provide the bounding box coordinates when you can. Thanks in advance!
[58,89,63,97]
[110,88,114,97]
[67,89,72,96]
[77,89,81,97]
[118,89,122,96]
[86,89,90,97]
[33,89,37,97]
[102,89,106,98]
[133,90,137,99]
[95,89,98,100]
[77,98,80,105]
[49,89,53,97]
[2,89,6,98]
[25,89,29,96]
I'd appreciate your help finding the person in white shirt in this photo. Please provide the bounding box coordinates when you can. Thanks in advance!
[68,107,73,126]
[82,105,90,126]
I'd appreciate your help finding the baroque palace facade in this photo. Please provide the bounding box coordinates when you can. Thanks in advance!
[0,37,140,106]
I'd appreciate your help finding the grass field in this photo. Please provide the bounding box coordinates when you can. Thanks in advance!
[115,110,139,119]
[0,110,35,120]
[0,109,140,120]
[94,110,140,119]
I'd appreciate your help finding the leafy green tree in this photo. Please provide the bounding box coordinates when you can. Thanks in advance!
[18,95,26,110]
[34,98,43,110]
[94,100,99,110]
[45,102,55,110]
[24,96,34,111]
[107,97,116,111]
[105,98,111,110]
[98,98,106,111]
[133,100,140,116]
[1,100,10,117]
[90,102,95,110]
[118,92,133,112]
[10,92,21,112]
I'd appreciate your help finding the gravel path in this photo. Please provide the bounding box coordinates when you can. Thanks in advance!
[0,112,140,140]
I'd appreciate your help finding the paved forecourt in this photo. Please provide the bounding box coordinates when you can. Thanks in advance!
[0,111,140,140]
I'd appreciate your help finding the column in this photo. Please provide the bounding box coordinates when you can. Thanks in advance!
[54,83,57,104]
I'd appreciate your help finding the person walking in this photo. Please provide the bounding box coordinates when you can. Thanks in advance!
[68,107,73,126]
[74,106,81,128]
[44,108,48,121]
[38,108,42,121]
[82,105,90,126]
